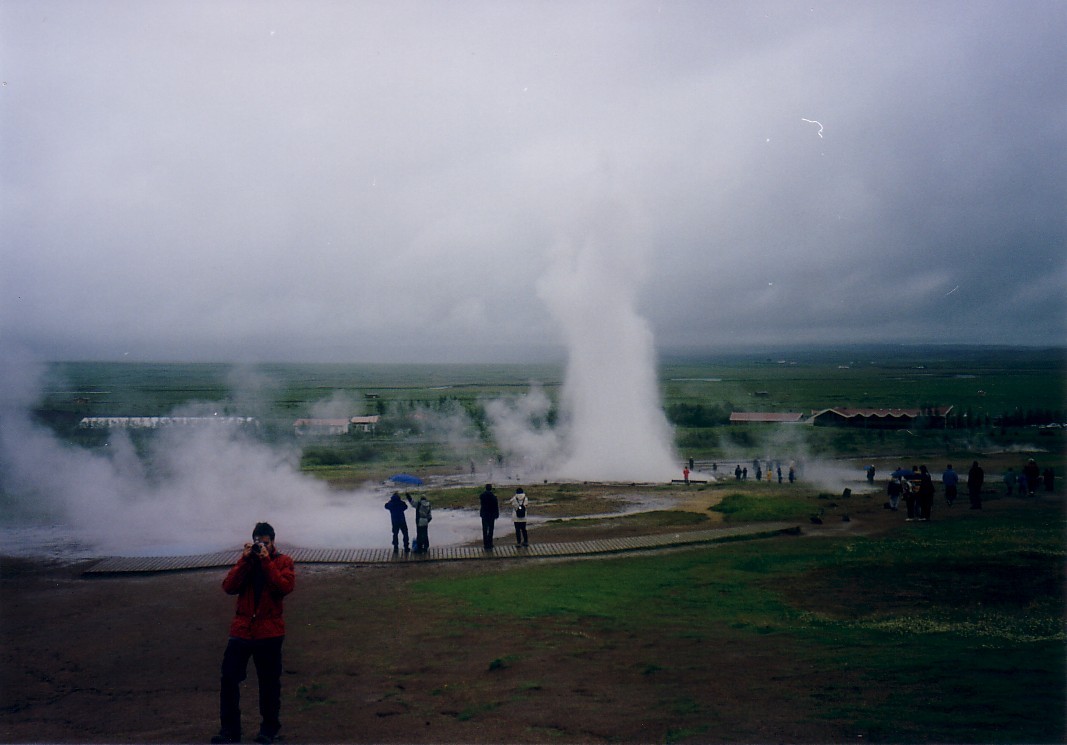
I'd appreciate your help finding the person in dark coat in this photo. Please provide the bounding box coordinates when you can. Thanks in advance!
[968,461,985,509]
[918,465,935,520]
[384,492,410,552]
[479,484,499,550]
[1023,459,1040,496]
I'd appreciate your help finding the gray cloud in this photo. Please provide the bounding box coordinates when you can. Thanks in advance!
[2,0,1064,362]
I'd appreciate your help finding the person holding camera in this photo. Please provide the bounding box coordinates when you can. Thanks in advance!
[211,522,295,745]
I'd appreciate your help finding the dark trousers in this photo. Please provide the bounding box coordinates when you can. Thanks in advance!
[969,487,982,509]
[220,635,284,739]
[482,517,495,548]
[514,521,528,545]
[919,494,933,520]
[945,485,957,504]
[415,524,429,552]
[391,520,409,549]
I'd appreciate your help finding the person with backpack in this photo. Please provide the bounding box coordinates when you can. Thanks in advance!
[406,493,433,553]
[511,487,529,547]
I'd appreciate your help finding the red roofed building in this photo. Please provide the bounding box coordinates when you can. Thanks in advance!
[810,406,953,429]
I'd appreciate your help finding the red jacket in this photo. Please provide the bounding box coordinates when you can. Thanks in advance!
[222,550,295,640]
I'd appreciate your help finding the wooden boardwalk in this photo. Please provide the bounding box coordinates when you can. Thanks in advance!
[82,522,798,575]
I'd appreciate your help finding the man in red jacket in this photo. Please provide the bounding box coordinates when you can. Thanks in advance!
[211,522,295,745]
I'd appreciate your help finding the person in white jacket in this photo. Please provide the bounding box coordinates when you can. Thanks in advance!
[510,488,529,547]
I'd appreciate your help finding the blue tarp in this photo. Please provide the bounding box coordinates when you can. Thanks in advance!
[388,473,424,485]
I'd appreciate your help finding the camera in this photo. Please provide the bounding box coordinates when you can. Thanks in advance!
[250,541,266,558]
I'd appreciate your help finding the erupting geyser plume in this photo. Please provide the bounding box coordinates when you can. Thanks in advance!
[533,201,678,482]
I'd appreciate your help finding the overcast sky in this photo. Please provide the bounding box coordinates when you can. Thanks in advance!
[2,0,1064,363]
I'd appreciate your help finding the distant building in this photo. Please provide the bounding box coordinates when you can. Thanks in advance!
[350,415,380,433]
[78,416,258,430]
[293,418,351,436]
[809,406,953,429]
[729,412,806,424]
[293,415,381,436]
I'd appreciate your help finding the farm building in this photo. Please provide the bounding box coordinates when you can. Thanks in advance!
[77,416,258,429]
[729,412,806,424]
[350,415,380,433]
[809,407,953,429]
[294,418,351,436]
[294,415,381,436]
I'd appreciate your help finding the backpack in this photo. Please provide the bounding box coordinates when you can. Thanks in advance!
[515,498,526,519]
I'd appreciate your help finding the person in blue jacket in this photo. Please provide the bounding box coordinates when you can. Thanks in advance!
[384,492,410,552]
[941,464,959,506]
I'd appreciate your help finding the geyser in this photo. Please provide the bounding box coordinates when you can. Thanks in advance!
[532,209,678,482]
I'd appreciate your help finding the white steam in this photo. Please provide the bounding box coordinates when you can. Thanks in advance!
[485,383,562,478]
[488,199,678,482]
[0,353,466,557]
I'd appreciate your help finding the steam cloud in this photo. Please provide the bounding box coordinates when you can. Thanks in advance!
[0,352,468,557]
[0,203,684,559]
[487,198,679,482]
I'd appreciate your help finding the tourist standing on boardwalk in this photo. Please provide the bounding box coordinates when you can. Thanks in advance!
[212,522,295,745]
[968,461,985,509]
[384,492,410,553]
[479,484,499,550]
[511,488,530,547]
[406,493,432,553]
[942,464,959,506]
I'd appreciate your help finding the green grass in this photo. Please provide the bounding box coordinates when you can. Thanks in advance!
[35,351,1067,476]
[710,491,815,522]
[412,506,1066,742]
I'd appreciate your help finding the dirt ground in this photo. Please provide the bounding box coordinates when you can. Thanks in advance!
[0,484,1042,744]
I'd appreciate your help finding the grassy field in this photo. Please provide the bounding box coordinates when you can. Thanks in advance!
[5,348,1066,743]
[208,485,1064,744]
[25,347,1065,488]
[403,497,1065,743]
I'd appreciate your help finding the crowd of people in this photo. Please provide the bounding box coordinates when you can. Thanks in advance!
[883,457,1054,521]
